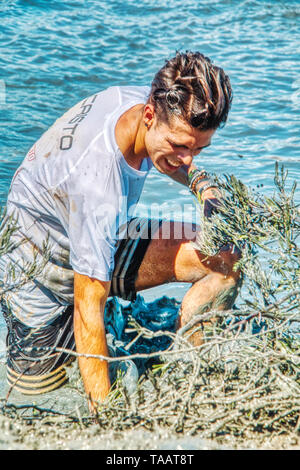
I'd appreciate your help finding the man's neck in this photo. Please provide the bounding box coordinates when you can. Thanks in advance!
[115,104,148,170]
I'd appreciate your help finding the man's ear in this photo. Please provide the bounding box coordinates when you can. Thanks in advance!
[143,103,155,129]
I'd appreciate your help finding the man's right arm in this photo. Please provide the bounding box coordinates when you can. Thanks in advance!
[73,271,111,412]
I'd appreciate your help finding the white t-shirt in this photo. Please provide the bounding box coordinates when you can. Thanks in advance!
[0,86,152,326]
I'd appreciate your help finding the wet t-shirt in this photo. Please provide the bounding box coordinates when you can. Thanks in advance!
[0,86,152,326]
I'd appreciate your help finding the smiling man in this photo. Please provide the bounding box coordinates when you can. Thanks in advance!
[0,51,240,410]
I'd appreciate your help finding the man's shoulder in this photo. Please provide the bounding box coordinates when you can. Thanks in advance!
[117,85,150,103]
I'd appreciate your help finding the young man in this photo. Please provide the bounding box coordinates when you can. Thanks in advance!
[0,51,240,409]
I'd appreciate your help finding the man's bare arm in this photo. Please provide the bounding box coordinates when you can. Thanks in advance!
[73,272,111,410]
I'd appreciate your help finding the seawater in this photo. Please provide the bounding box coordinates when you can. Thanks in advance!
[0,0,299,422]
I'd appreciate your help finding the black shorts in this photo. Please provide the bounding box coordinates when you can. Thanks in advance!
[110,218,162,301]
[2,302,75,394]
[2,217,162,395]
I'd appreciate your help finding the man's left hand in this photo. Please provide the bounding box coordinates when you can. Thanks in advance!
[203,196,222,219]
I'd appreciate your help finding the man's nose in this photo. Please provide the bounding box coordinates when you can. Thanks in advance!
[177,150,193,166]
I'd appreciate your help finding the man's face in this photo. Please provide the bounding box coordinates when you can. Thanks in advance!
[144,113,216,175]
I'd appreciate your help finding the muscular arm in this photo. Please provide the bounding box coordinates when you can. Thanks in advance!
[73,271,111,410]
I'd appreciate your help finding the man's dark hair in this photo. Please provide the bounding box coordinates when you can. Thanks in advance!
[149,51,233,130]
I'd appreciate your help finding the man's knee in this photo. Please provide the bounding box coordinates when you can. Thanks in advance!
[205,243,241,282]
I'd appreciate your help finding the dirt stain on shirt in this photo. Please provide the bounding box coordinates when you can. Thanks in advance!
[70,200,77,212]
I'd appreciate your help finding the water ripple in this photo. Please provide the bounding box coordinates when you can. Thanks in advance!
[0,0,299,205]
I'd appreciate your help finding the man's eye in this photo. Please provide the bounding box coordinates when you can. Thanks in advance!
[171,142,185,149]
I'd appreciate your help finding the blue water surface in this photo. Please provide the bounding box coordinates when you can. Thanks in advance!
[0,0,299,423]
[0,0,299,307]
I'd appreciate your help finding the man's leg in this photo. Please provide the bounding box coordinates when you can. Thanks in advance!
[135,221,241,346]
